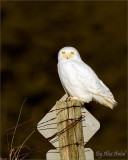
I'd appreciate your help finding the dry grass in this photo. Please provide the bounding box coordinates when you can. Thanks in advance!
[1,98,36,160]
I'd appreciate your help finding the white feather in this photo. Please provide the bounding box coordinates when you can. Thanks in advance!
[57,47,117,109]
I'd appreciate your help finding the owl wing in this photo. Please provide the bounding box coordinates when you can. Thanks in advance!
[73,61,117,108]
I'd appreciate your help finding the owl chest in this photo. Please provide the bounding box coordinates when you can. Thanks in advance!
[59,62,84,86]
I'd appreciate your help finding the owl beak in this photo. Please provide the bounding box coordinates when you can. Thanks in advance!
[63,53,72,60]
[66,54,71,59]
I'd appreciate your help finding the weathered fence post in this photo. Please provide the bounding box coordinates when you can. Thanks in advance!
[56,100,86,160]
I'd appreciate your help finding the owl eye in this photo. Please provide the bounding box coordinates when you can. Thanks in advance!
[71,52,74,54]
[62,52,65,54]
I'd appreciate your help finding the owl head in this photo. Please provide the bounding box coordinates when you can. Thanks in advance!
[58,46,81,62]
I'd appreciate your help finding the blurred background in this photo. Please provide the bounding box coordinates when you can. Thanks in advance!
[1,1,127,159]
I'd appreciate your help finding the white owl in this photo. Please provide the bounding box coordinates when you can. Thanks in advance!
[57,46,117,109]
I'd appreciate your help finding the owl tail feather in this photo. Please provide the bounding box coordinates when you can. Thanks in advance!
[93,95,117,109]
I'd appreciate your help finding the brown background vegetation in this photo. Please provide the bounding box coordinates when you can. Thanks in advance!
[1,1,127,159]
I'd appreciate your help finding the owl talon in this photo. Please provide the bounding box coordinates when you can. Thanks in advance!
[66,96,72,101]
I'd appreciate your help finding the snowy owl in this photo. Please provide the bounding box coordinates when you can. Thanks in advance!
[57,46,117,109]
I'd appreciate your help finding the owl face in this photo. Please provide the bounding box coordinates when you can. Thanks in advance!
[58,47,81,62]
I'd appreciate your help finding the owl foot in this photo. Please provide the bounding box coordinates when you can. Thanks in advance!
[66,96,80,101]
[66,96,72,101]
[66,96,84,105]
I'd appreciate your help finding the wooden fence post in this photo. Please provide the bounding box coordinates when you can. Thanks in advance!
[56,100,86,160]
